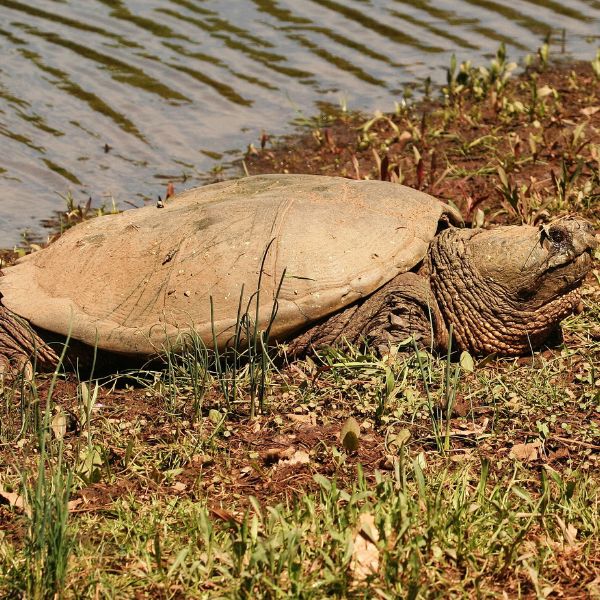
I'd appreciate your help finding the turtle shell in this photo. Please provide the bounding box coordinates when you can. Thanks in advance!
[0,175,460,355]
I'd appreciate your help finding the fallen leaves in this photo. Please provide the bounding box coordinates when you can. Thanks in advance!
[388,428,411,452]
[580,105,600,117]
[51,410,67,439]
[263,446,296,464]
[0,485,82,516]
[285,413,317,427]
[556,515,579,548]
[262,446,311,468]
[0,487,27,513]
[449,418,489,438]
[459,350,475,373]
[349,513,380,582]
[509,440,541,462]
[281,450,310,467]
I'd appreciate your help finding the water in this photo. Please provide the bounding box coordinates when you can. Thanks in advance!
[1,0,599,245]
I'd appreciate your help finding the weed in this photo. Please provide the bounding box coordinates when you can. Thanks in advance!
[538,37,551,70]
[551,158,583,207]
[22,444,73,600]
[592,49,600,80]
[6,348,74,599]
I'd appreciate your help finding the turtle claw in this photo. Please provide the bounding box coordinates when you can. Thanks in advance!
[0,353,34,381]
[0,355,10,377]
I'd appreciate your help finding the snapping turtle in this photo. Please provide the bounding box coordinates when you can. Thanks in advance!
[0,174,596,372]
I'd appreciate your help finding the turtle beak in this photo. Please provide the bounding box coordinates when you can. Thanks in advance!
[540,217,598,269]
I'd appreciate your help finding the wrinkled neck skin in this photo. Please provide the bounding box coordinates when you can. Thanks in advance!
[427,228,586,356]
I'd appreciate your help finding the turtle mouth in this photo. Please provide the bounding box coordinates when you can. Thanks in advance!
[547,248,593,282]
[525,249,594,307]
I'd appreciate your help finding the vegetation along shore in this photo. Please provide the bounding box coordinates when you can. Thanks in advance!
[0,47,599,598]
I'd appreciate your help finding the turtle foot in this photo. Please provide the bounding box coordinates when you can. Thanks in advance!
[285,304,361,356]
[0,305,59,376]
[287,272,448,357]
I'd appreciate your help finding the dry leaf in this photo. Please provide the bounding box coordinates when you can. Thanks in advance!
[459,350,475,372]
[450,450,474,462]
[51,410,67,439]
[0,486,29,515]
[67,498,83,511]
[389,428,411,451]
[350,513,380,581]
[286,413,317,426]
[263,446,295,464]
[191,454,214,466]
[509,441,541,462]
[548,447,570,462]
[581,106,600,117]
[351,154,361,179]
[166,181,175,199]
[556,515,578,547]
[450,418,489,437]
[172,481,187,492]
[279,450,310,467]
[586,576,600,599]
[210,507,242,525]
[208,409,222,424]
[22,361,33,382]
[398,130,412,150]
[380,454,396,470]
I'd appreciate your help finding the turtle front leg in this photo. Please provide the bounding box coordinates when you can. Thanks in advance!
[287,272,449,356]
[360,272,450,354]
[0,305,59,376]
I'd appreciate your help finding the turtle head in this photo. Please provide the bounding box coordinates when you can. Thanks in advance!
[428,217,597,355]
[468,217,597,308]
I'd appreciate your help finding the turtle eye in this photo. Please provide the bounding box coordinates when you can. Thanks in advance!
[548,228,567,245]
[540,224,568,248]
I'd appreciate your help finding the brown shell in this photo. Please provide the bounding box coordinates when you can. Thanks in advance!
[0,175,460,354]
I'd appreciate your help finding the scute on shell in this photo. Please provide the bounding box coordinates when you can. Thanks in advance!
[0,175,459,354]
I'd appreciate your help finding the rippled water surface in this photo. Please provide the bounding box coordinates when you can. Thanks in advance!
[1,0,599,243]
